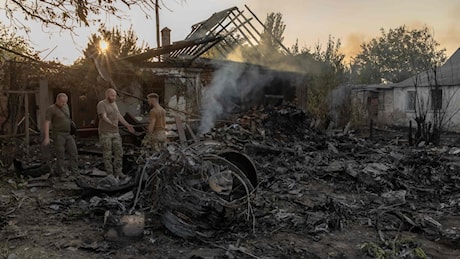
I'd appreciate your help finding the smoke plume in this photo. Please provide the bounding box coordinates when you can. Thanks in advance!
[198,61,273,135]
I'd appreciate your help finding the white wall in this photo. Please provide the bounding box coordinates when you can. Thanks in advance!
[392,85,460,131]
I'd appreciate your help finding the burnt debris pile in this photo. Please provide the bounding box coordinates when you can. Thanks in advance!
[2,104,460,258]
[196,104,460,257]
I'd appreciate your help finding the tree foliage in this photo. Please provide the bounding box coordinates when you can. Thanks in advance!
[81,24,149,60]
[0,21,41,91]
[66,25,150,94]
[0,21,38,61]
[296,36,349,125]
[236,12,287,67]
[260,12,285,52]
[351,25,446,84]
[1,0,165,31]
[0,21,44,134]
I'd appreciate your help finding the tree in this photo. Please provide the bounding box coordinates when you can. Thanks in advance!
[67,25,150,94]
[82,24,149,59]
[238,12,287,67]
[1,0,184,31]
[284,36,350,128]
[0,21,43,135]
[351,25,446,84]
[306,36,349,126]
[260,12,285,51]
[0,22,38,60]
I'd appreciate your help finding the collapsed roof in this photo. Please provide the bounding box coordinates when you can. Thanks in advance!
[118,5,291,67]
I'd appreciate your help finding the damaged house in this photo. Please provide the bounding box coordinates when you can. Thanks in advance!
[1,6,311,142]
[352,47,460,132]
[1,5,311,239]
[79,5,309,137]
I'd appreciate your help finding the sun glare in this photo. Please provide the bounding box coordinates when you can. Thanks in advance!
[99,40,109,53]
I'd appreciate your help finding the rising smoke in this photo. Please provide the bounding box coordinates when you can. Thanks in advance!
[197,38,325,135]
[198,61,274,135]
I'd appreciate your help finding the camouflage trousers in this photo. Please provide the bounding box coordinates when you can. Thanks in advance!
[99,132,123,175]
[53,132,78,176]
[141,130,166,154]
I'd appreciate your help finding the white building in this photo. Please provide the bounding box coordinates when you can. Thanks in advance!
[352,48,460,132]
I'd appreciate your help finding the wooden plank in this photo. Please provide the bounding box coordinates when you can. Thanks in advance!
[0,90,38,94]
[185,123,197,141]
[175,116,187,143]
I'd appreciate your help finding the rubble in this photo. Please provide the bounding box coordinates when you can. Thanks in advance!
[131,141,257,239]
[1,104,460,258]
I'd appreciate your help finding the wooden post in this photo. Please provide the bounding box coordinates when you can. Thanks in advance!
[369,119,373,140]
[155,0,160,49]
[39,78,49,132]
[24,93,29,155]
[0,90,37,142]
[409,120,413,146]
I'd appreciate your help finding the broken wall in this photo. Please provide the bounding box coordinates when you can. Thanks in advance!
[351,90,371,127]
[164,69,206,120]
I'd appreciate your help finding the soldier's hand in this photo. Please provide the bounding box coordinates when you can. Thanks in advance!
[42,137,50,146]
[127,125,135,133]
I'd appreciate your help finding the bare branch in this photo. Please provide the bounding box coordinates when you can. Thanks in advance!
[1,0,167,32]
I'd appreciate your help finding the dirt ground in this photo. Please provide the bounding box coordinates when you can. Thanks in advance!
[1,107,460,258]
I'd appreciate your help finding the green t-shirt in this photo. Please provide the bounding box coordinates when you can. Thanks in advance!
[97,99,120,134]
[45,104,71,134]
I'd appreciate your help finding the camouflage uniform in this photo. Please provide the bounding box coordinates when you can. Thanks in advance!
[141,130,167,153]
[99,132,123,176]
[97,99,125,177]
[142,98,167,155]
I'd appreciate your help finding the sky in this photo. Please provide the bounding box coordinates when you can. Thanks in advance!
[2,0,459,64]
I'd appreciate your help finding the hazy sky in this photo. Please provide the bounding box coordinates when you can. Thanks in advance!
[3,0,459,64]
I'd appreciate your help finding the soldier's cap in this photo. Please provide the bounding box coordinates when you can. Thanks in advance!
[147,93,159,99]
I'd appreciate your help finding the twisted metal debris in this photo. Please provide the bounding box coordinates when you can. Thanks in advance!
[132,141,257,238]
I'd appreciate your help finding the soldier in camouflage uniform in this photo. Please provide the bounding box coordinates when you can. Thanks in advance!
[97,88,135,179]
